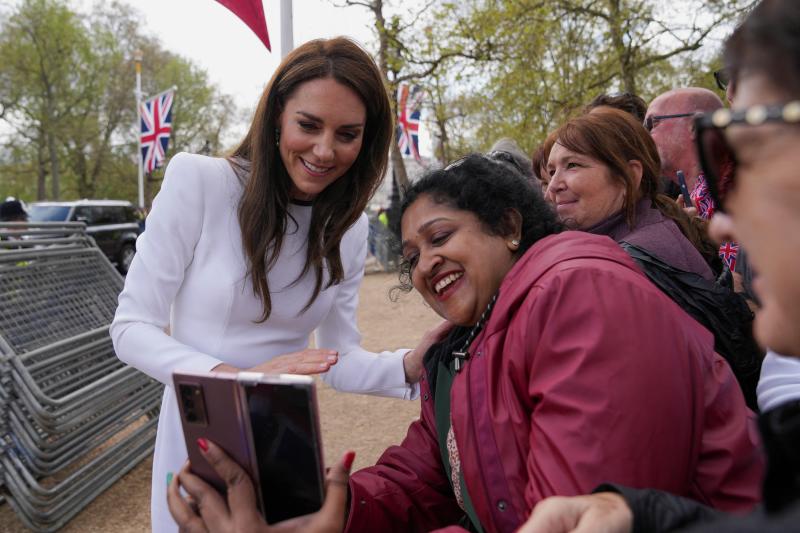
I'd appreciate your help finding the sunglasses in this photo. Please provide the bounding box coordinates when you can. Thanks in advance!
[713,68,731,92]
[694,101,800,212]
[644,113,695,132]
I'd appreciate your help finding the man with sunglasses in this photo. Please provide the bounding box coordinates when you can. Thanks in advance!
[644,88,724,197]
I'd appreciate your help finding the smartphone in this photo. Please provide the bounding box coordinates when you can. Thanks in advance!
[173,371,325,524]
[238,373,325,524]
[172,372,262,508]
[676,170,692,207]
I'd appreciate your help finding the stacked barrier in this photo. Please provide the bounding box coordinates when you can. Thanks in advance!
[0,222,162,531]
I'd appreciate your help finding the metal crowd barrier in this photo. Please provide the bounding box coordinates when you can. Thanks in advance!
[0,222,162,531]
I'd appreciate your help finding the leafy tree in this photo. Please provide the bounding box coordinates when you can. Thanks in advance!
[335,0,753,165]
[0,0,240,206]
[338,0,490,190]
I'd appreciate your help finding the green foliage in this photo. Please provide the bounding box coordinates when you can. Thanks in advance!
[352,0,753,162]
[0,0,239,205]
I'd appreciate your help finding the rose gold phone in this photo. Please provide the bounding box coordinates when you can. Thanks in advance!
[237,373,325,524]
[172,371,263,511]
[172,372,325,524]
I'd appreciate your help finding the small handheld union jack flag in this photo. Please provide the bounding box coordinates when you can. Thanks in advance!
[397,83,424,163]
[140,89,174,173]
[719,241,739,272]
[690,173,716,220]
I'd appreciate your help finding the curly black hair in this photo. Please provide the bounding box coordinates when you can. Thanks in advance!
[394,154,563,293]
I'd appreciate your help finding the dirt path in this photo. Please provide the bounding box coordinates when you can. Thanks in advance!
[0,272,440,532]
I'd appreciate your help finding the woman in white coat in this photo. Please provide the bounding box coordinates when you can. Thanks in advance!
[110,37,436,532]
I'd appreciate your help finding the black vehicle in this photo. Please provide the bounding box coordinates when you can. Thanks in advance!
[28,200,142,274]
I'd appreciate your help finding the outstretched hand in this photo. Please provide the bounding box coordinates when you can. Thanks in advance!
[517,493,633,533]
[213,349,339,376]
[403,320,453,383]
[168,440,354,533]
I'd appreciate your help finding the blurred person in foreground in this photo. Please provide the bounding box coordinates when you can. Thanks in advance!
[167,154,762,532]
[520,1,800,531]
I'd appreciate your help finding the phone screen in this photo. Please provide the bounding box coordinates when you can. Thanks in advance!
[244,382,324,524]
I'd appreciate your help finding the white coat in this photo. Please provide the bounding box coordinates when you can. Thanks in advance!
[110,153,414,532]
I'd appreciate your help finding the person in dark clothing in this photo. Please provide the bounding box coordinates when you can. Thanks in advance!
[0,199,28,222]
[520,1,800,531]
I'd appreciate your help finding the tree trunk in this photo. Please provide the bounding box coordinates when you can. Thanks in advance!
[607,0,637,95]
[390,142,410,192]
[370,0,409,195]
[47,129,60,199]
[36,141,47,200]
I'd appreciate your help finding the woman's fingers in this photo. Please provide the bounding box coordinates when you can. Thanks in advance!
[313,450,355,532]
[167,468,210,533]
[251,350,339,375]
[176,460,232,532]
[201,440,266,528]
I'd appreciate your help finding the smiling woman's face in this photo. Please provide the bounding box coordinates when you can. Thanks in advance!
[278,77,366,201]
[544,142,626,229]
[400,194,518,326]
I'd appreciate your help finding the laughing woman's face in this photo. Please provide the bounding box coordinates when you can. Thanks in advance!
[400,194,518,327]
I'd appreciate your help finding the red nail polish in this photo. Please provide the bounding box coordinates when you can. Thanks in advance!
[197,438,209,452]
[342,450,356,471]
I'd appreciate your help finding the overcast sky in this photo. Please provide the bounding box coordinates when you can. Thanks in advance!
[130,0,375,110]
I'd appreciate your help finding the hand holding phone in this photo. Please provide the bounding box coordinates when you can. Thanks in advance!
[173,371,326,524]
[168,441,355,533]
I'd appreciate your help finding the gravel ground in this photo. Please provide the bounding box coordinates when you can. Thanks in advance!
[0,271,440,532]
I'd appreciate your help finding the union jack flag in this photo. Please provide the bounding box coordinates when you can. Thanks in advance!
[140,89,174,173]
[690,173,716,220]
[719,240,739,272]
[397,83,423,163]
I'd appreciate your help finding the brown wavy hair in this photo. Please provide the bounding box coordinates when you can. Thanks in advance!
[542,108,721,271]
[229,38,392,322]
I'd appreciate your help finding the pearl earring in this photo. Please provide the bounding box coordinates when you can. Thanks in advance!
[510,239,520,249]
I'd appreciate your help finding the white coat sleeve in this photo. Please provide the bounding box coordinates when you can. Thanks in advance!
[315,216,419,400]
[110,153,224,385]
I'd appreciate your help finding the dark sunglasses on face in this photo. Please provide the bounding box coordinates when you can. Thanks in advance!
[694,101,800,212]
[713,68,731,92]
[644,113,695,132]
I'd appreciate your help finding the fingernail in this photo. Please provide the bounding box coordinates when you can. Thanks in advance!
[342,451,356,471]
[166,472,173,487]
[320,362,329,369]
[327,355,338,362]
[197,438,209,452]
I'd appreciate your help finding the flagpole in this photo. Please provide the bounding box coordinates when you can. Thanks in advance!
[280,0,293,58]
[134,49,144,209]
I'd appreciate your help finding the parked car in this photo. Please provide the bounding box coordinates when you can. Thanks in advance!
[28,200,142,274]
